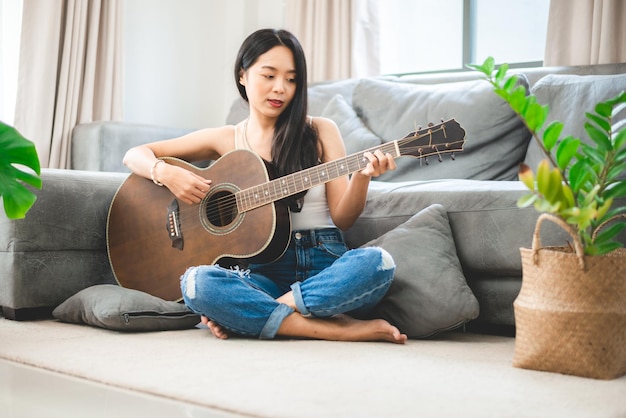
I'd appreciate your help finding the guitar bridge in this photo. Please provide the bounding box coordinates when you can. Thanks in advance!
[167,199,184,250]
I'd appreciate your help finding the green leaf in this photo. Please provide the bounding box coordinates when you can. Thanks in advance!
[494,64,508,84]
[568,159,590,192]
[0,123,42,219]
[468,57,496,77]
[599,205,626,223]
[580,144,606,166]
[605,180,626,199]
[560,184,576,209]
[595,102,612,118]
[508,87,528,114]
[582,184,600,207]
[518,163,535,190]
[542,121,563,152]
[502,75,518,92]
[570,206,596,230]
[525,103,548,132]
[534,198,560,213]
[585,111,611,133]
[555,136,580,171]
[545,167,563,203]
[517,193,537,208]
[588,241,623,256]
[614,128,626,150]
[536,160,551,197]
[483,56,495,75]
[585,122,612,151]
[593,221,626,245]
[607,161,626,181]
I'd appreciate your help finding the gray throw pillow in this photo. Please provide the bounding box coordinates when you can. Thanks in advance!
[525,73,626,174]
[320,94,383,156]
[352,77,532,182]
[52,284,201,331]
[363,204,479,338]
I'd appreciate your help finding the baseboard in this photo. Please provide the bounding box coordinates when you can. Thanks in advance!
[1,306,54,321]
[463,321,516,337]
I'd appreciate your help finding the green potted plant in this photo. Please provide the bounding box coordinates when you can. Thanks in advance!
[469,57,626,380]
[0,122,41,219]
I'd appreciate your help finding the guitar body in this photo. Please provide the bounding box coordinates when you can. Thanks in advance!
[107,150,291,301]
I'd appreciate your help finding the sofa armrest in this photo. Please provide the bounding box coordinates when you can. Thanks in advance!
[0,169,127,318]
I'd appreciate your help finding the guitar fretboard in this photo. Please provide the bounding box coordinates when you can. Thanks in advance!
[236,141,399,213]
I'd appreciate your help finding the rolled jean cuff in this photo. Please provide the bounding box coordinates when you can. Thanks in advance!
[259,303,294,340]
[290,281,311,317]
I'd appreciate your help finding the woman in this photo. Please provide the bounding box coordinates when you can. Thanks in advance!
[123,29,407,344]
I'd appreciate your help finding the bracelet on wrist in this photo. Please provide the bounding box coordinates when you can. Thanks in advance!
[150,159,165,186]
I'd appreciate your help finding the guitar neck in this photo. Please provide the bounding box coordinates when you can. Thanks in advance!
[234,118,465,213]
[236,141,400,213]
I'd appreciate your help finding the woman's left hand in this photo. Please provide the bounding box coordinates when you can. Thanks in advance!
[359,149,396,178]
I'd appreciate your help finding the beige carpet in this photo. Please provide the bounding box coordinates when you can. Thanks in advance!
[0,317,625,418]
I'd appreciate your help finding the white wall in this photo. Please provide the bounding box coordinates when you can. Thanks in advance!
[124,0,285,130]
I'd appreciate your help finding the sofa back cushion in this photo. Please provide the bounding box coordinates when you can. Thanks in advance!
[524,73,626,172]
[72,122,193,172]
[351,77,532,181]
[320,94,383,155]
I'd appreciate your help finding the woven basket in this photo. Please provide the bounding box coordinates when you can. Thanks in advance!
[514,213,626,380]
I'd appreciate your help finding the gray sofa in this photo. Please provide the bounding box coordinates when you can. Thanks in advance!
[2,63,625,335]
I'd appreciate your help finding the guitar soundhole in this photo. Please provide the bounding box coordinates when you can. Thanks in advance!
[205,190,238,228]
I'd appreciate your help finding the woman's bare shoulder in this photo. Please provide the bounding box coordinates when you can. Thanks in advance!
[310,116,345,161]
[186,124,237,150]
[309,115,337,131]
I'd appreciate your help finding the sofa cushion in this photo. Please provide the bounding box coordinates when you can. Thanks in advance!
[72,122,193,172]
[308,78,362,115]
[52,284,201,332]
[363,204,479,338]
[352,77,532,182]
[525,73,626,172]
[320,94,383,155]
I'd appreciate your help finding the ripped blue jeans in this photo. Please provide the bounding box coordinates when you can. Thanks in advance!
[180,228,395,339]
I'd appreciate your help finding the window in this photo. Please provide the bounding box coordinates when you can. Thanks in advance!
[0,0,23,125]
[378,0,550,75]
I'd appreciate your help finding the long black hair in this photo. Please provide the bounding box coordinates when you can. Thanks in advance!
[234,29,319,206]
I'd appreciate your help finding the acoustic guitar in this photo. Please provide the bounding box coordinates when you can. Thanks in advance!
[107,118,466,300]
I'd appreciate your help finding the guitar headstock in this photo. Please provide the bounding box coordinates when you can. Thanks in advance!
[398,119,466,161]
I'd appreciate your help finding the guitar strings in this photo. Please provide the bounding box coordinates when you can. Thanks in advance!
[173,137,465,228]
[187,136,463,223]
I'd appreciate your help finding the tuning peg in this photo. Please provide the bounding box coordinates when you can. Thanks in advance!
[427,122,434,127]
[451,152,456,161]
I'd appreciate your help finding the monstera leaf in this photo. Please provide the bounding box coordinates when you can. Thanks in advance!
[0,122,42,219]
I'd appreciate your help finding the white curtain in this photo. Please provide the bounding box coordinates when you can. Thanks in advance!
[544,0,626,66]
[14,0,124,169]
[285,0,379,82]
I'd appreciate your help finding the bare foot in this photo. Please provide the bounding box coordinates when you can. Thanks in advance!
[278,313,408,344]
[200,315,230,340]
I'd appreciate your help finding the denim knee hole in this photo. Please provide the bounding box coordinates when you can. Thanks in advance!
[183,267,197,299]
[378,247,396,271]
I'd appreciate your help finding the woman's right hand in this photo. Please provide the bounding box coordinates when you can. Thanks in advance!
[154,162,212,205]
